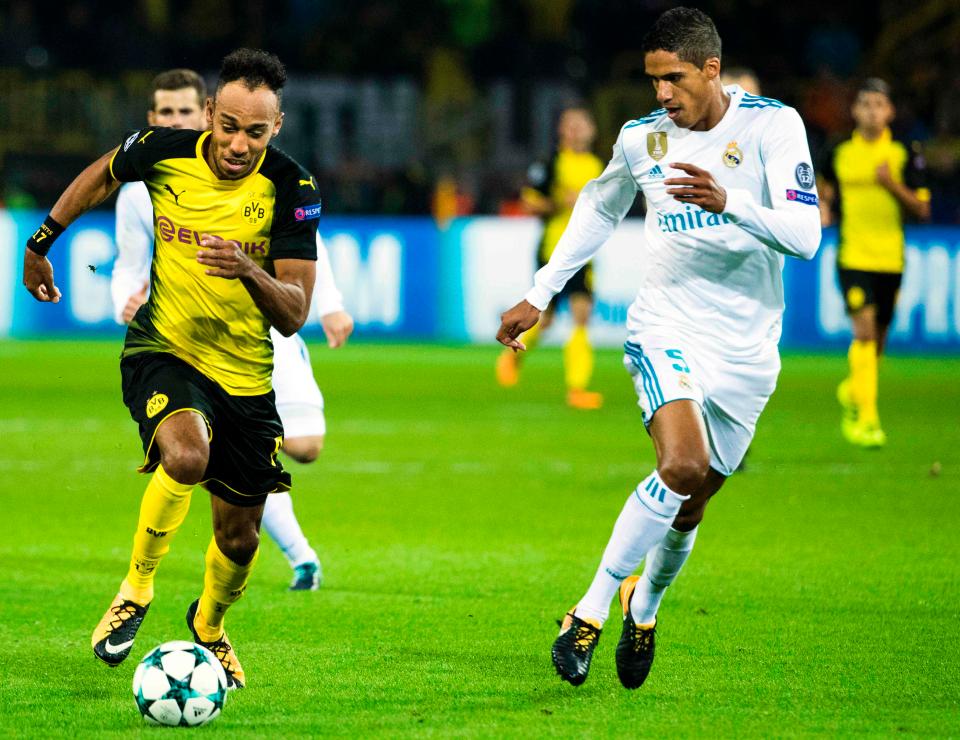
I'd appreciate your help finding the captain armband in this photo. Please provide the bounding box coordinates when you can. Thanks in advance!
[25,215,65,257]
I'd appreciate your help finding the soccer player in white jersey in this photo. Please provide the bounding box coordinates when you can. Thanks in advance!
[497,7,821,689]
[113,69,354,591]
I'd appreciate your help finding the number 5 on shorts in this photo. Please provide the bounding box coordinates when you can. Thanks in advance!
[665,349,690,373]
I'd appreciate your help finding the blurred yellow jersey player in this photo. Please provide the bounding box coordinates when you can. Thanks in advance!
[496,106,605,409]
[820,78,931,448]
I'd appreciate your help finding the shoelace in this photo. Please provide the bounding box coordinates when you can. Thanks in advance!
[631,627,654,653]
[108,602,141,631]
[573,624,599,653]
[207,639,238,671]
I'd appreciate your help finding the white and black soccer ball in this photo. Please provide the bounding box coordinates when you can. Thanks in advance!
[132,641,228,727]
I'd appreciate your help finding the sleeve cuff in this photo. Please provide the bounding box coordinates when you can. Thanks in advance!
[524,284,553,312]
[317,297,345,316]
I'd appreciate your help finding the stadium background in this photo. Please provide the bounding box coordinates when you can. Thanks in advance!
[1,2,958,737]
[1,0,960,349]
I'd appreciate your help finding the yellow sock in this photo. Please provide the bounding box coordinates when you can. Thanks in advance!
[564,326,594,391]
[120,465,193,605]
[195,537,259,641]
[848,339,879,425]
[520,321,541,354]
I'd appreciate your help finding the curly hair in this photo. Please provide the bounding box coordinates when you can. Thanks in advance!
[216,48,287,103]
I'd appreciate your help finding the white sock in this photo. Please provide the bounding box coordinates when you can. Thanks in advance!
[574,471,689,626]
[630,526,698,625]
[261,492,318,568]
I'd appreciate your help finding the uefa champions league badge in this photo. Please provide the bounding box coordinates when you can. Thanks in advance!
[722,141,743,167]
[795,162,815,190]
[647,132,668,161]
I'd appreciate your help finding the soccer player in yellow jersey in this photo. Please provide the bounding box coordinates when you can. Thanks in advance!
[22,49,321,689]
[820,79,931,448]
[496,106,606,409]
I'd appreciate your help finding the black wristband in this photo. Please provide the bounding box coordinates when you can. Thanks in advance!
[26,215,65,257]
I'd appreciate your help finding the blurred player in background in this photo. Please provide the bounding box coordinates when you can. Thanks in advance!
[498,7,821,689]
[23,49,323,689]
[113,68,353,591]
[496,105,605,410]
[720,67,761,96]
[820,78,931,448]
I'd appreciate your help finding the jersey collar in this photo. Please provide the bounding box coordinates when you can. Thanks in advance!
[852,127,892,147]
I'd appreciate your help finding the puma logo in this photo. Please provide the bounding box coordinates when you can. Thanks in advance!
[298,176,316,190]
[163,184,186,206]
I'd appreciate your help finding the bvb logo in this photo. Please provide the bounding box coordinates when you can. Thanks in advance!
[847,286,866,311]
[241,197,267,225]
[146,393,168,419]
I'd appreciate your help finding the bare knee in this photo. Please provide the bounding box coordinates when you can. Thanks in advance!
[159,445,208,485]
[156,412,209,485]
[283,435,324,464]
[658,454,710,495]
[214,519,260,564]
[673,469,726,530]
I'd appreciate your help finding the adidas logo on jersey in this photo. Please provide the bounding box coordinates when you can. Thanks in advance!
[646,165,665,180]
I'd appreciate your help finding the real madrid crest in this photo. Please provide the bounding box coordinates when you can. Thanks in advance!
[647,132,668,161]
[723,141,743,168]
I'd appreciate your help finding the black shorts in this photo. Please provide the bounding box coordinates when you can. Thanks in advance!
[837,268,903,327]
[537,243,593,300]
[120,352,291,507]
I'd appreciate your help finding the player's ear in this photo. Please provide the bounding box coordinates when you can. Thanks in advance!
[147,110,157,126]
[703,58,721,80]
[205,97,214,127]
[273,111,284,136]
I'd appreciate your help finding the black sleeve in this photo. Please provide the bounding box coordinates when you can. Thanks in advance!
[263,148,320,261]
[109,126,201,182]
[525,152,556,197]
[902,140,929,193]
[818,142,837,185]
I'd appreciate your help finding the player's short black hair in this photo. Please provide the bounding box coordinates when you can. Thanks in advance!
[150,69,206,110]
[641,7,722,68]
[858,77,892,100]
[216,48,287,104]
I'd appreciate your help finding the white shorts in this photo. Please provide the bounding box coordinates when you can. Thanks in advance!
[271,330,326,439]
[623,334,780,476]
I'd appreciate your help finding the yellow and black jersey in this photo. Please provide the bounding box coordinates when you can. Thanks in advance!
[109,126,320,396]
[524,148,604,260]
[823,128,931,274]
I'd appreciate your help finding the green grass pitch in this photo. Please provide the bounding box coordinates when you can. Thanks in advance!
[0,340,957,737]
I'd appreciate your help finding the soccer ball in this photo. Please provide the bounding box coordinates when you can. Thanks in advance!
[132,641,228,726]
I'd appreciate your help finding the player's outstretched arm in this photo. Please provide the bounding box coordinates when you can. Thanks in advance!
[496,300,542,351]
[313,233,353,348]
[196,235,316,336]
[523,128,638,310]
[23,149,122,303]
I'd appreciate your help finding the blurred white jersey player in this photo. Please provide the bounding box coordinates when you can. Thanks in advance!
[497,7,821,689]
[112,69,354,591]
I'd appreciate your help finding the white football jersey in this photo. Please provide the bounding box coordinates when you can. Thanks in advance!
[525,85,822,356]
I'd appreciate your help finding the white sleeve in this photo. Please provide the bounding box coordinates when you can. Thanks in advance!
[312,233,345,316]
[524,129,639,310]
[722,106,822,260]
[111,184,154,324]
